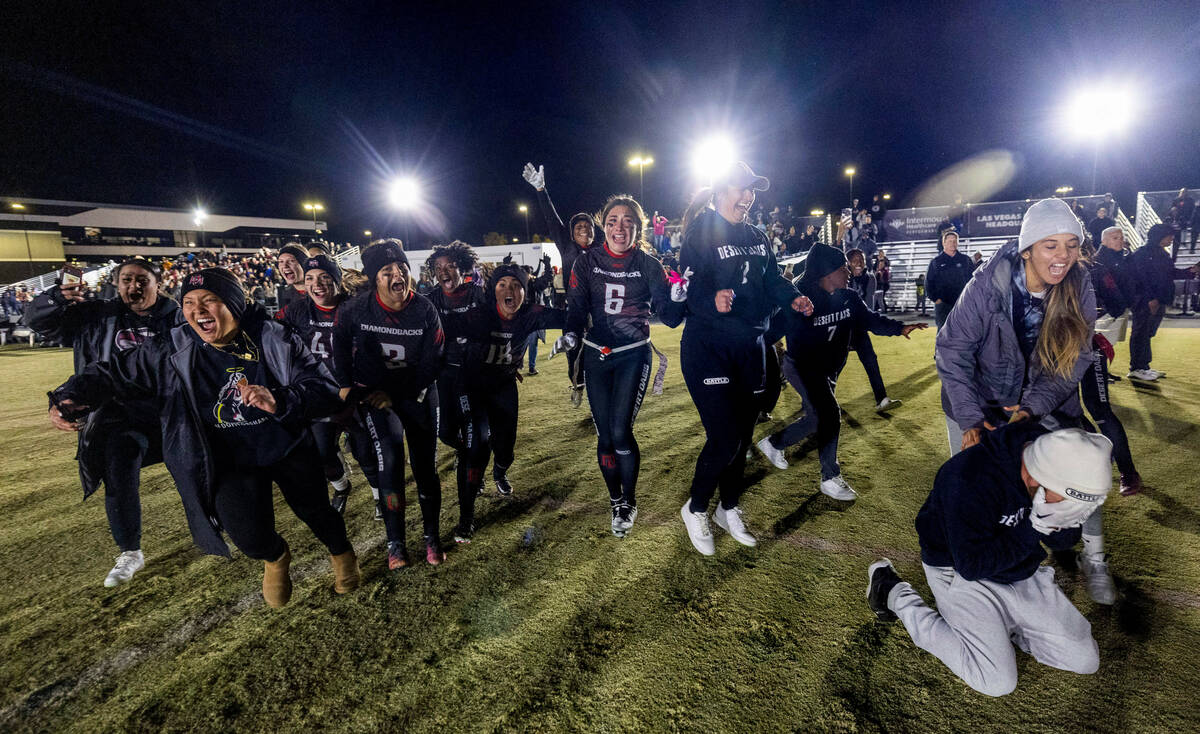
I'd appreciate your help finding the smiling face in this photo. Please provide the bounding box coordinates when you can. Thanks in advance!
[375,262,411,302]
[431,255,463,293]
[182,288,239,345]
[117,264,158,313]
[1022,233,1080,291]
[847,252,866,276]
[1102,229,1125,251]
[573,219,594,248]
[942,233,959,255]
[303,270,339,308]
[277,254,304,285]
[494,275,525,318]
[604,204,638,253]
[820,265,851,294]
[715,185,755,224]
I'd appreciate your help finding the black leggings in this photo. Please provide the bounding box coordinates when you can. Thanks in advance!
[769,355,843,481]
[681,327,765,513]
[584,344,651,506]
[1080,348,1137,476]
[850,329,887,404]
[101,425,162,552]
[761,344,783,414]
[360,389,443,542]
[310,421,380,488]
[450,380,519,528]
[211,439,351,561]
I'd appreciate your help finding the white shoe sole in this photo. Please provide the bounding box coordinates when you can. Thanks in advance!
[713,509,758,547]
[680,504,715,556]
[756,438,788,470]
[820,481,858,501]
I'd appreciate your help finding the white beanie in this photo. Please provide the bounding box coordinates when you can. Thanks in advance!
[1022,428,1113,502]
[1018,198,1085,252]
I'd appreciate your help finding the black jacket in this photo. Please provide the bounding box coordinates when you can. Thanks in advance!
[915,422,1080,584]
[50,306,341,556]
[1128,235,1192,306]
[27,287,181,497]
[536,185,591,293]
[925,251,974,305]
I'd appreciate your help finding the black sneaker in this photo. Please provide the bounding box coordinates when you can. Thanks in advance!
[495,475,514,496]
[374,499,384,521]
[453,523,474,544]
[610,503,626,538]
[866,558,901,622]
[331,484,351,515]
[527,368,539,376]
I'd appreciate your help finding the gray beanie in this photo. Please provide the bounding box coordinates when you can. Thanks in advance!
[1018,198,1084,252]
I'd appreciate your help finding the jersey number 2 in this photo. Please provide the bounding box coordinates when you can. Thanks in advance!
[604,283,626,315]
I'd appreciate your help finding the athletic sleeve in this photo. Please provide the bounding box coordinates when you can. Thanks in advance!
[537,185,577,263]
[565,256,590,337]
[270,326,342,426]
[403,304,444,398]
[849,291,904,337]
[925,257,941,302]
[934,277,990,431]
[24,287,97,343]
[646,254,685,328]
[678,227,719,321]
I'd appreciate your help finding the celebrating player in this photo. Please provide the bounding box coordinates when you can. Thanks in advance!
[279,254,383,516]
[562,194,685,538]
[935,197,1115,603]
[675,162,813,556]
[332,240,446,568]
[274,242,310,317]
[29,259,180,587]
[867,426,1109,697]
[755,242,926,499]
[47,267,358,607]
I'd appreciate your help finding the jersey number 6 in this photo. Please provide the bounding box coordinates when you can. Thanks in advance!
[604,283,625,315]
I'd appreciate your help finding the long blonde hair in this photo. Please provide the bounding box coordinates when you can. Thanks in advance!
[1030,260,1090,378]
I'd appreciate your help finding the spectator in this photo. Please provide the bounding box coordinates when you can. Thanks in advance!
[915,273,927,316]
[798,224,819,252]
[874,250,891,313]
[652,211,669,253]
[1087,207,1115,248]
[1126,224,1198,380]
[972,251,983,270]
[926,229,973,328]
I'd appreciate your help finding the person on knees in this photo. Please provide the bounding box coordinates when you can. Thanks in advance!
[867,426,1110,697]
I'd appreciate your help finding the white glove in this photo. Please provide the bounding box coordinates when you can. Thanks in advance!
[522,163,545,191]
[670,267,693,303]
[550,332,577,358]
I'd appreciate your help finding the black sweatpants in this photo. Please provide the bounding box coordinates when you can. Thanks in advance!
[761,344,783,414]
[768,355,842,481]
[449,379,519,530]
[310,421,381,488]
[1081,348,1137,477]
[360,388,443,543]
[681,327,765,513]
[584,344,651,507]
[849,329,887,404]
[1129,303,1165,371]
[211,438,351,561]
[101,425,163,552]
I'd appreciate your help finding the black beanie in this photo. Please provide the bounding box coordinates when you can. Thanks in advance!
[278,243,309,264]
[1145,223,1175,250]
[302,254,342,287]
[800,242,848,284]
[487,264,528,300]
[362,240,409,285]
[181,268,247,321]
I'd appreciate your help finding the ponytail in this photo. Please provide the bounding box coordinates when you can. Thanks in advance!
[681,187,715,235]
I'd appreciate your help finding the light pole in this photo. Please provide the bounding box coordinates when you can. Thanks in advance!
[303,202,325,234]
[193,207,208,249]
[518,204,530,243]
[844,166,857,206]
[628,155,654,203]
[10,203,34,278]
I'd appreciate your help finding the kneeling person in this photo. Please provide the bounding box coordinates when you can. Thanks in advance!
[866,426,1110,697]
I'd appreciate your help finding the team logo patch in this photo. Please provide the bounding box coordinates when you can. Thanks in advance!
[1064,487,1101,502]
[189,274,205,286]
[702,377,730,385]
[114,327,154,351]
[214,368,249,424]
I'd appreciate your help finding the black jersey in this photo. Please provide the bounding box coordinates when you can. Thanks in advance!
[426,283,487,368]
[275,285,307,321]
[785,281,904,375]
[462,303,565,390]
[679,209,799,336]
[566,244,684,346]
[331,290,444,400]
[281,295,343,366]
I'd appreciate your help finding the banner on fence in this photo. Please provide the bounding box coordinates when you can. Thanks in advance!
[881,206,952,241]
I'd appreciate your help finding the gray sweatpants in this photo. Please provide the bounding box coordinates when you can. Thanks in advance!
[889,563,1099,697]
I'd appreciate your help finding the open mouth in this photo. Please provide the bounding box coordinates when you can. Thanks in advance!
[1048,263,1067,279]
[195,316,217,335]
[389,282,406,293]
[503,296,515,307]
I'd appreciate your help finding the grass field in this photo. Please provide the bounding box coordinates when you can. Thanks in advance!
[1,325,1198,733]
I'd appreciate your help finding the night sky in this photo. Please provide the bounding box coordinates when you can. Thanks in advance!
[2,1,1198,243]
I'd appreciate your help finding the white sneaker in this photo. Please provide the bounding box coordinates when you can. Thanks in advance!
[104,550,145,588]
[756,436,788,470]
[1148,369,1166,378]
[680,502,715,556]
[819,475,858,501]
[1078,553,1116,605]
[875,397,902,412]
[1126,369,1158,381]
[713,504,757,547]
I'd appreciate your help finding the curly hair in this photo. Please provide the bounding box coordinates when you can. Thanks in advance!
[426,240,478,273]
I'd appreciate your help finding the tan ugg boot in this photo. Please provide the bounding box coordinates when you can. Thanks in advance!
[330,549,361,594]
[262,547,293,608]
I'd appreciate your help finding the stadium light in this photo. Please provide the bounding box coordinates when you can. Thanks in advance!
[691,135,736,185]
[388,177,421,210]
[810,209,825,216]
[845,166,857,204]
[363,230,372,237]
[1056,185,1074,194]
[518,204,530,242]
[192,207,207,227]
[512,237,518,242]
[882,193,891,201]
[1062,87,1135,139]
[628,155,654,202]
[10,203,25,210]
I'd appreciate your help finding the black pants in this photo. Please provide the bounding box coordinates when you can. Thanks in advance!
[101,425,162,552]
[761,344,783,414]
[449,379,519,529]
[1081,348,1137,476]
[585,344,651,506]
[361,388,443,542]
[769,355,842,480]
[310,421,380,488]
[850,329,887,403]
[681,327,765,513]
[211,439,351,561]
[1129,303,1165,371]
[934,301,953,329]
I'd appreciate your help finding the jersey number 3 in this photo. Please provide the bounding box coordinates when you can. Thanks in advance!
[604,283,625,315]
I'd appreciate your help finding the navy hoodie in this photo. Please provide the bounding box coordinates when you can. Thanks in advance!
[915,422,1080,584]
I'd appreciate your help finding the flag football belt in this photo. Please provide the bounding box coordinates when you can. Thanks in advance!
[581,338,668,396]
